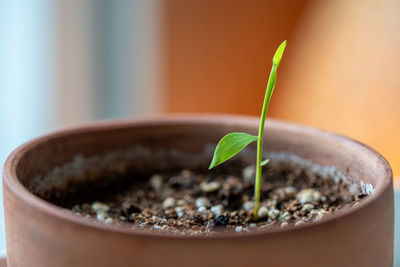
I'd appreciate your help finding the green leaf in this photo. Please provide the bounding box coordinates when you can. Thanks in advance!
[260,159,270,167]
[272,40,287,66]
[209,132,258,169]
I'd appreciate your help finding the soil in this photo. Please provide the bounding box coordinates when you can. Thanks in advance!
[62,153,365,236]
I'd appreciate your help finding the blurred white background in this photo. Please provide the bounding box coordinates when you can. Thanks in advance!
[0,0,164,253]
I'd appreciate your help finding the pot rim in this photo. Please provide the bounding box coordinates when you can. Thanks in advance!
[2,114,393,240]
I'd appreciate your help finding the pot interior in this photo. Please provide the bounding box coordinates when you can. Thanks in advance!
[12,119,388,209]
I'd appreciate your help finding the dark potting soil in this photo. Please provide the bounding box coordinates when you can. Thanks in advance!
[62,153,366,235]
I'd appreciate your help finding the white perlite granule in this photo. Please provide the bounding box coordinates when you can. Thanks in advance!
[360,180,375,195]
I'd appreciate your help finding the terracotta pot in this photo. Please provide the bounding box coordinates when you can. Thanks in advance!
[2,115,394,267]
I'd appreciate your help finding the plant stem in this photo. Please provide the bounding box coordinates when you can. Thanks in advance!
[253,64,278,220]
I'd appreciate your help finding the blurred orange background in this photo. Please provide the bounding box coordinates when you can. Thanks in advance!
[162,0,400,178]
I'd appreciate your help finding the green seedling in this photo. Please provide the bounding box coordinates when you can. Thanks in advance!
[209,40,287,220]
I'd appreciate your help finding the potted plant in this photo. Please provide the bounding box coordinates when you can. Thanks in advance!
[2,42,394,267]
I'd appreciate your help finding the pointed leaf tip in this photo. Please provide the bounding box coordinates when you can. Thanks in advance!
[209,132,258,169]
[273,40,287,66]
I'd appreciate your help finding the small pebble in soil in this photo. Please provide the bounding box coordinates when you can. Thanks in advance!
[281,222,289,228]
[235,226,243,232]
[96,212,107,222]
[197,206,207,213]
[176,199,186,206]
[243,201,255,211]
[195,197,210,208]
[309,209,318,215]
[302,204,314,212]
[105,218,114,224]
[268,209,280,220]
[175,206,185,212]
[265,199,277,209]
[91,202,109,213]
[314,209,327,221]
[180,169,192,178]
[210,205,224,216]
[200,181,220,193]
[162,197,176,209]
[212,215,230,227]
[279,211,290,222]
[71,204,80,213]
[297,188,321,204]
[149,174,163,191]
[284,186,296,196]
[175,206,185,217]
[242,165,255,182]
[257,206,268,219]
[295,220,305,226]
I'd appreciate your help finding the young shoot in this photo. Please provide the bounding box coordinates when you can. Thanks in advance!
[209,40,287,220]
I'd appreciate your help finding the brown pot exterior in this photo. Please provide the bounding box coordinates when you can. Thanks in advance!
[2,116,394,267]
